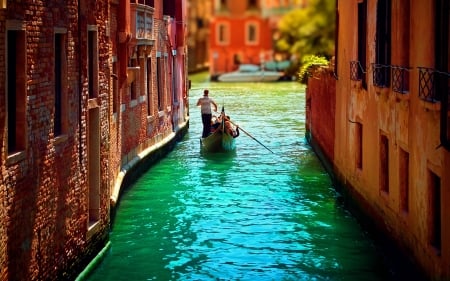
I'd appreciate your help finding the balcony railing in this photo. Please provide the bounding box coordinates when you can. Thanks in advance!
[351,61,412,94]
[391,65,411,94]
[372,63,391,88]
[350,61,366,81]
[418,67,450,103]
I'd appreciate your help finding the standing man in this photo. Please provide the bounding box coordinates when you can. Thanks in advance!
[197,89,218,138]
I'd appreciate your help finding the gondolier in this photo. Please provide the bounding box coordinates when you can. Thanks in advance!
[200,107,238,152]
[197,89,218,138]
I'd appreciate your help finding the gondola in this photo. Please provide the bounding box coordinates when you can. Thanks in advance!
[200,109,237,152]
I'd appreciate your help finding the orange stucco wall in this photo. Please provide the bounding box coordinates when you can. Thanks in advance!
[330,1,450,279]
[210,16,272,73]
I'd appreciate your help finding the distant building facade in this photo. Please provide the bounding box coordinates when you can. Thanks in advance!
[187,0,212,72]
[209,0,273,76]
[307,0,449,280]
[209,0,307,78]
[0,0,188,279]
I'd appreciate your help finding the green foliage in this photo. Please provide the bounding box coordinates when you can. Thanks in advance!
[276,0,335,66]
[298,55,329,84]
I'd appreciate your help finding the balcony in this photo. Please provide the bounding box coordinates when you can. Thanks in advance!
[350,61,366,81]
[371,63,391,88]
[130,2,155,46]
[391,65,411,94]
[418,67,449,103]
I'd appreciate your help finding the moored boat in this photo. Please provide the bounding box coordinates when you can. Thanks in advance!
[217,64,284,82]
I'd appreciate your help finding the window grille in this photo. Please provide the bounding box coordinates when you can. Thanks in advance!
[350,61,366,81]
[372,63,390,88]
[418,67,450,103]
[391,65,410,94]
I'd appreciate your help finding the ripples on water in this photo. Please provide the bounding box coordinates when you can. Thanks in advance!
[87,74,390,281]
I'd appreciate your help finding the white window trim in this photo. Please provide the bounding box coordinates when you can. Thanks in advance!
[216,22,230,46]
[245,21,259,46]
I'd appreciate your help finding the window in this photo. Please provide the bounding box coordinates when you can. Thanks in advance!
[112,60,118,115]
[428,170,441,255]
[146,57,153,115]
[139,55,145,98]
[129,57,138,101]
[88,107,100,227]
[355,122,363,170]
[399,148,409,212]
[357,0,367,88]
[248,0,258,9]
[157,56,163,111]
[391,0,410,94]
[54,31,67,137]
[435,0,450,150]
[7,29,26,154]
[374,0,391,88]
[246,22,258,45]
[217,23,229,45]
[172,58,177,103]
[88,27,99,99]
[379,133,389,194]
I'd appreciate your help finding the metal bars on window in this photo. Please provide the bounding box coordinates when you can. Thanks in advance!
[391,65,410,94]
[350,61,366,81]
[418,67,450,103]
[351,62,412,94]
[372,63,390,88]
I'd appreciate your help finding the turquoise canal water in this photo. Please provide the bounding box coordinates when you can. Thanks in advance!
[86,73,392,281]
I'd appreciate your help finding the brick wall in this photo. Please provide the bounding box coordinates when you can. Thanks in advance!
[0,0,189,279]
[305,67,336,165]
[0,1,110,280]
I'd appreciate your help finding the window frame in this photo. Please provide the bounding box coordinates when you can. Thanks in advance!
[6,21,27,160]
[216,22,230,46]
[54,28,68,138]
[245,21,259,46]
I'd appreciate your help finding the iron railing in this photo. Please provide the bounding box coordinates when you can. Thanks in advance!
[351,62,411,94]
[371,63,391,88]
[418,67,450,103]
[350,61,366,81]
[349,62,450,107]
[391,65,411,94]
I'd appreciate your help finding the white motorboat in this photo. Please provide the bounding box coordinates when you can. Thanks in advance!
[217,64,284,82]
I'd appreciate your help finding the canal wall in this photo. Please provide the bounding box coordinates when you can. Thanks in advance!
[110,119,189,208]
[77,120,189,281]
[305,66,336,179]
[331,1,450,280]
[305,68,428,280]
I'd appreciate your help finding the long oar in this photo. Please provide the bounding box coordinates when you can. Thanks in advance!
[228,120,275,154]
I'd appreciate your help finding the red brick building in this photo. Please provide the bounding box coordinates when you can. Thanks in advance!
[0,0,188,280]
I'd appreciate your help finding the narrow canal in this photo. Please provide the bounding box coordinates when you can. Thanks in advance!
[87,73,395,280]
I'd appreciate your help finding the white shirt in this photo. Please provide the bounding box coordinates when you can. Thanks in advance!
[198,96,215,114]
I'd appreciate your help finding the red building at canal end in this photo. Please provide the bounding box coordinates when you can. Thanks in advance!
[0,0,189,280]
[209,0,308,78]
